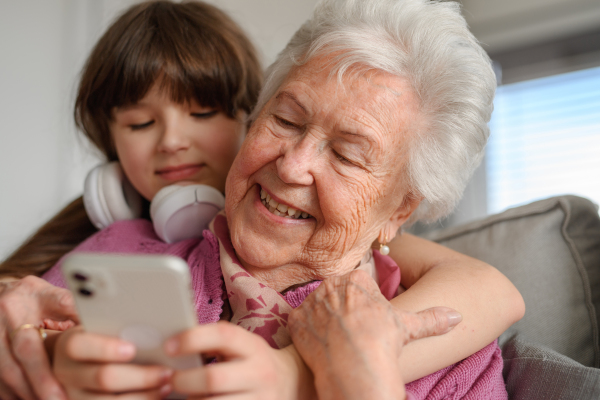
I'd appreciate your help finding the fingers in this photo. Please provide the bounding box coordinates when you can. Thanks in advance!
[400,307,463,342]
[60,363,172,393]
[11,327,67,400]
[54,328,172,397]
[64,329,136,363]
[167,323,286,398]
[0,339,36,400]
[173,362,262,396]
[38,283,79,323]
[166,322,259,360]
[0,277,79,400]
[64,386,169,400]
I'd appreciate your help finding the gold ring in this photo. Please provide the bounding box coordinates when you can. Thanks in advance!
[9,324,47,342]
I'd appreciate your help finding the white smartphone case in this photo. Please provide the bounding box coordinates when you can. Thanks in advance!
[62,253,202,370]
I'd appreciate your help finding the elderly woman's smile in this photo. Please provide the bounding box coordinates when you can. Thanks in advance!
[225,57,422,291]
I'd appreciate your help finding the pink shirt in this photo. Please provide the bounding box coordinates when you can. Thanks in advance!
[43,219,507,400]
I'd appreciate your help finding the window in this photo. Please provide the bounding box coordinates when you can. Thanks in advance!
[487,65,600,214]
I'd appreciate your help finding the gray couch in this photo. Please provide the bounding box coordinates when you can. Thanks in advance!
[421,195,600,399]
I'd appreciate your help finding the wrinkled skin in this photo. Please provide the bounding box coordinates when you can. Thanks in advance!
[51,271,459,400]
[225,57,423,292]
[289,270,460,400]
[0,276,77,400]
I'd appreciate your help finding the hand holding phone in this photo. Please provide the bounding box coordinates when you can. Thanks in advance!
[62,253,202,370]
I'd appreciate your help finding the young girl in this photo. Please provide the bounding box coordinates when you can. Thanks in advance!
[0,1,523,399]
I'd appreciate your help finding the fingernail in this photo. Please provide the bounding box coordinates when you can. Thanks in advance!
[164,338,178,355]
[118,343,136,357]
[447,311,463,327]
[160,383,172,398]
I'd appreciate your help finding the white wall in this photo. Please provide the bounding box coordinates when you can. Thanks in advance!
[0,0,317,260]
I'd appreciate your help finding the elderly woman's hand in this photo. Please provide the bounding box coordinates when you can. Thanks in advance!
[0,276,78,400]
[288,270,462,400]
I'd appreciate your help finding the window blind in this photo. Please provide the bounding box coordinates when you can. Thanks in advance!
[487,66,600,214]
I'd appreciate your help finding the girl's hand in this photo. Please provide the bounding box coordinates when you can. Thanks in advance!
[53,326,173,399]
[0,276,78,400]
[166,321,312,400]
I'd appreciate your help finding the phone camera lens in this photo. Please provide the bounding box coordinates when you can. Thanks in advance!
[73,272,88,282]
[78,288,93,297]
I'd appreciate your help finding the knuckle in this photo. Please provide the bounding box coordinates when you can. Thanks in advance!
[20,276,39,290]
[430,310,450,333]
[12,337,38,361]
[63,334,82,359]
[94,365,116,389]
[321,278,337,293]
[215,321,230,336]
[202,367,223,393]
[0,293,20,312]
[143,368,163,387]
[348,269,368,283]
[257,364,278,385]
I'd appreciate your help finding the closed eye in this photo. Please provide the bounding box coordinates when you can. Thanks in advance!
[275,116,299,129]
[130,120,154,130]
[333,149,353,165]
[192,110,218,119]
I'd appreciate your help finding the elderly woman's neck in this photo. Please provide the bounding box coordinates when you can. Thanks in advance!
[237,249,375,293]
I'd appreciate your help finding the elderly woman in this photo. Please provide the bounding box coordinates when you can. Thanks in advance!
[4,0,522,399]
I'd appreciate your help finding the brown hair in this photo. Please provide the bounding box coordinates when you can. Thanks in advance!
[1,0,262,277]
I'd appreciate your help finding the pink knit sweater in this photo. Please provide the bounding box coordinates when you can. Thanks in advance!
[43,219,507,400]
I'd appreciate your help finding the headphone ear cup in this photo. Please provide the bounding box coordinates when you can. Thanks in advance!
[83,162,143,229]
[150,184,225,243]
[83,165,112,229]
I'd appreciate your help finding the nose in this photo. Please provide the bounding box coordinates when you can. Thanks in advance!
[157,116,191,154]
[275,136,316,186]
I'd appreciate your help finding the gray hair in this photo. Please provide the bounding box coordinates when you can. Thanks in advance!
[251,0,496,223]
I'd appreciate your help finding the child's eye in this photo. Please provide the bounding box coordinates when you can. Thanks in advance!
[191,110,218,119]
[130,120,154,130]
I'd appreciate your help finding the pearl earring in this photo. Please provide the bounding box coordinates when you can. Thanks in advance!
[380,236,390,256]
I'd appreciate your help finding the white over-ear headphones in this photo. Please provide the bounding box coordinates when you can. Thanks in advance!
[83,162,225,243]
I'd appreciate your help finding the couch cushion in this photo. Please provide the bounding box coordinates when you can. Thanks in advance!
[502,333,600,399]
[422,195,600,367]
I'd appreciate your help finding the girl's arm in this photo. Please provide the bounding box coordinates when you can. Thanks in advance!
[387,233,525,382]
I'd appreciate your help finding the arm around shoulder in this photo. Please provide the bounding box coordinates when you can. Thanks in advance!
[386,233,525,382]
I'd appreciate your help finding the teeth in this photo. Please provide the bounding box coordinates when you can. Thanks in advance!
[259,188,312,220]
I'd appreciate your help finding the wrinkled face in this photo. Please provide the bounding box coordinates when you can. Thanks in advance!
[110,84,245,200]
[225,58,422,290]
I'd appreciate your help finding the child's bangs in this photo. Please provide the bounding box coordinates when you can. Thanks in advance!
[107,1,260,118]
[76,1,262,160]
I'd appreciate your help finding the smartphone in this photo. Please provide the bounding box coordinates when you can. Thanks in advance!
[62,253,202,370]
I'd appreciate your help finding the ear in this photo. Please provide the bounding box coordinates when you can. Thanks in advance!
[377,192,422,243]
